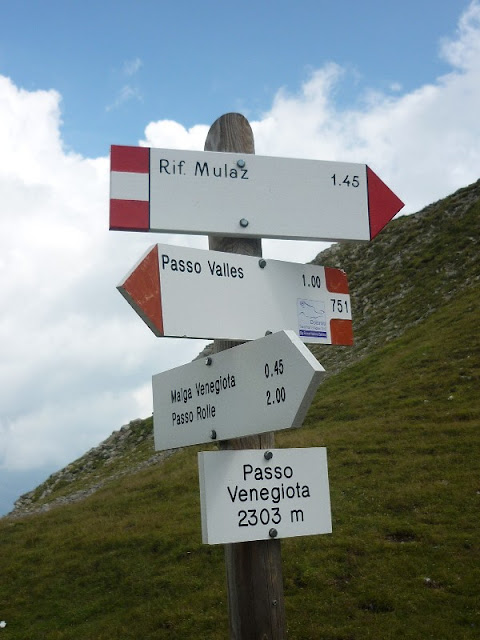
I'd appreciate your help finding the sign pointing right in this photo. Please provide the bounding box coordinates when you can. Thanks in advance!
[152,330,325,451]
[366,167,404,239]
[110,145,404,242]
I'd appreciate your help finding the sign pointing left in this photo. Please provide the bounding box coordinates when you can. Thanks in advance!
[152,330,325,451]
[118,243,353,345]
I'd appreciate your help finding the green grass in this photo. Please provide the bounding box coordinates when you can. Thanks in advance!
[1,284,479,639]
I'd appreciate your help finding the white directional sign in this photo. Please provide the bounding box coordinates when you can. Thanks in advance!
[110,145,403,241]
[118,243,353,345]
[198,448,332,544]
[152,330,324,451]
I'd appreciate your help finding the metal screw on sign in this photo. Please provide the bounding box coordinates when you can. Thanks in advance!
[264,451,273,461]
[265,330,272,336]
[258,258,267,269]
[269,528,278,538]
[210,430,217,440]
[239,218,249,228]
[236,159,246,168]
[205,357,213,366]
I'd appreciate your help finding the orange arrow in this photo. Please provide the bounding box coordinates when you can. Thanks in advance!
[118,245,164,336]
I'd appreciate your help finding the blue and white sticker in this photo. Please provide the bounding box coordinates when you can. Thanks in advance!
[297,299,327,339]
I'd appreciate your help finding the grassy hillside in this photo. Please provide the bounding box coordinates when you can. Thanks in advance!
[310,179,480,375]
[9,179,480,519]
[1,180,479,638]
[1,281,479,639]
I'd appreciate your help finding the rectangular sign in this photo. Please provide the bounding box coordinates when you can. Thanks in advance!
[110,145,403,241]
[118,243,353,345]
[198,448,332,544]
[153,330,324,450]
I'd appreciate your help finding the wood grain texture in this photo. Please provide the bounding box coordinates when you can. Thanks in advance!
[206,113,262,257]
[204,112,255,154]
[224,539,285,640]
[205,113,286,640]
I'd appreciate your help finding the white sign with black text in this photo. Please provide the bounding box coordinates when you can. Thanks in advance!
[118,243,353,345]
[198,448,332,544]
[110,145,404,241]
[152,330,325,451]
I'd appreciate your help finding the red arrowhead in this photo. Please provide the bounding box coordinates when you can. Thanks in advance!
[117,245,164,336]
[367,167,404,239]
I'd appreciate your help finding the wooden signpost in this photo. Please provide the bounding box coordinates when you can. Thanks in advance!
[110,111,403,639]
[204,113,287,640]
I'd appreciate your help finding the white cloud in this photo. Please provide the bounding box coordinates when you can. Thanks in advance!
[441,0,480,69]
[142,2,480,263]
[106,57,143,111]
[1,1,480,481]
[249,25,480,217]
[106,84,143,112]
[124,57,143,76]
[389,82,403,93]
[246,3,478,261]
[142,120,209,151]
[0,77,206,473]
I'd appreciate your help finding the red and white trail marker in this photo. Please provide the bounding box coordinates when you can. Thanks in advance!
[117,243,353,345]
[110,145,403,242]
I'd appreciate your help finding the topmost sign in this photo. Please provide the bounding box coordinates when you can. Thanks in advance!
[109,145,404,242]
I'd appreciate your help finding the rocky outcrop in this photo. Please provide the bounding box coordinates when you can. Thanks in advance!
[9,418,177,518]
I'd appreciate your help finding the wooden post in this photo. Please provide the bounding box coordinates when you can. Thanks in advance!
[205,113,287,640]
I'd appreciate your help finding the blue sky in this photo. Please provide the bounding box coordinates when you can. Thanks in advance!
[1,0,479,516]
[0,0,466,156]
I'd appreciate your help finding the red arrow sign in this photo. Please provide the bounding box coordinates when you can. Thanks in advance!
[366,167,404,239]
[110,145,403,241]
[119,244,163,335]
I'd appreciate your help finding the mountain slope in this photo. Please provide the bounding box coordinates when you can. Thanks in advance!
[0,178,479,639]
[1,275,478,639]
[7,178,480,518]
[310,178,480,373]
